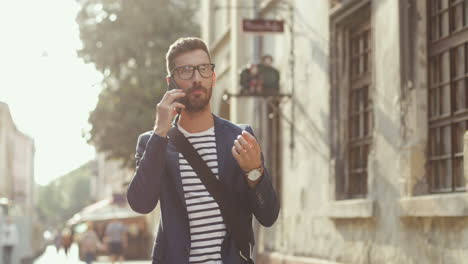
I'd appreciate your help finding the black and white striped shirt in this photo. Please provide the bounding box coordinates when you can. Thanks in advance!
[178,126,226,264]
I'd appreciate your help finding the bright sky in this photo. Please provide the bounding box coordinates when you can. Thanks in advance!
[0,0,103,185]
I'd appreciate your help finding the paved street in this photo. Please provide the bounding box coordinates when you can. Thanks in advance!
[34,244,150,264]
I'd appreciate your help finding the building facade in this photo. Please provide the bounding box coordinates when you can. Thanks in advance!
[0,101,35,217]
[0,101,36,262]
[202,0,468,263]
[91,152,133,202]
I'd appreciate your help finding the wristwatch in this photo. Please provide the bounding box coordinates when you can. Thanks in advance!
[246,167,263,181]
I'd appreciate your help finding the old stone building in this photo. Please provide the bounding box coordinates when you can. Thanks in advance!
[0,101,35,218]
[201,0,468,263]
[91,152,133,202]
[0,101,36,262]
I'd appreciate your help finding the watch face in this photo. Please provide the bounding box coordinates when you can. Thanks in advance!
[248,169,261,181]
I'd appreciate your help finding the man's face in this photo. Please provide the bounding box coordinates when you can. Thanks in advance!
[262,57,272,66]
[170,49,215,113]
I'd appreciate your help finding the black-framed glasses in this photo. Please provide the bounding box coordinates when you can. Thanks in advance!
[171,63,215,80]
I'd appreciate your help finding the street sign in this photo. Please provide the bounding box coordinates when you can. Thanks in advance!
[242,19,284,33]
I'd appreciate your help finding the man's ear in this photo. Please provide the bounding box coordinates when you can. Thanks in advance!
[166,76,171,85]
[211,71,217,88]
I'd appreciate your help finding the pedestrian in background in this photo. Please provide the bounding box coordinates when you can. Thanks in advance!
[104,219,127,264]
[53,230,62,253]
[80,222,102,264]
[1,216,19,264]
[61,227,73,257]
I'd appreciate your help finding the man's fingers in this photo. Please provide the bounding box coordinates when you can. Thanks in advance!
[241,130,256,142]
[162,89,185,102]
[237,135,252,150]
[167,92,186,102]
[171,102,185,110]
[162,88,181,99]
[167,88,185,94]
[232,146,242,161]
[170,91,186,97]
[241,131,260,151]
[234,140,246,153]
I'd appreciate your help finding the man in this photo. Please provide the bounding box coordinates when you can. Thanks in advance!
[127,37,280,264]
[80,222,103,264]
[1,216,19,264]
[61,227,73,257]
[258,54,280,95]
[104,220,127,264]
[53,230,62,253]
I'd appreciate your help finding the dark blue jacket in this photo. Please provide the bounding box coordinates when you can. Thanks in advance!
[127,115,280,263]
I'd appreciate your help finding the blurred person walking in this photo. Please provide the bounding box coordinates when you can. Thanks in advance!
[80,222,103,264]
[104,220,127,264]
[1,216,19,264]
[53,231,62,253]
[61,227,73,257]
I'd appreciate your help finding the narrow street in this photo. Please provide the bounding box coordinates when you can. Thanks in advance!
[34,244,150,264]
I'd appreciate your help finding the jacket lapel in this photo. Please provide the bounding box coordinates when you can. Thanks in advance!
[166,140,187,210]
[214,115,238,184]
[214,116,228,181]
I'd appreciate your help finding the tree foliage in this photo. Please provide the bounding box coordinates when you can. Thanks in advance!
[36,161,95,228]
[76,0,200,167]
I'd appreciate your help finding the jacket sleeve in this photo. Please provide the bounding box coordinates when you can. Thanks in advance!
[245,126,280,227]
[127,132,168,214]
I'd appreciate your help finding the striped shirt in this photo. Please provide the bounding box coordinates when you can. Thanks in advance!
[178,126,226,264]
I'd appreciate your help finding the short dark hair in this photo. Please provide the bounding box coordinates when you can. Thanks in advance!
[165,37,211,76]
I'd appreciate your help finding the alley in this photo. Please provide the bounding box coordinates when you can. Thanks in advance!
[34,244,150,264]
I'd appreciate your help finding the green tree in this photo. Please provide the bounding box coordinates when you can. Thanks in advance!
[36,161,95,228]
[76,0,200,167]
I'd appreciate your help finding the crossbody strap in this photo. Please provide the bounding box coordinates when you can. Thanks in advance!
[167,127,254,263]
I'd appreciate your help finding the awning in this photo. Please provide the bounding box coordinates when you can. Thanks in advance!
[67,198,143,225]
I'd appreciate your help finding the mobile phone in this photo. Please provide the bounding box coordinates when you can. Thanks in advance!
[167,77,184,114]
[167,76,178,91]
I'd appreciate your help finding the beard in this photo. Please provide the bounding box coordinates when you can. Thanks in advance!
[180,83,212,113]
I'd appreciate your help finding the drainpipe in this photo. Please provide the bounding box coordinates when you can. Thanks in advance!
[289,1,295,165]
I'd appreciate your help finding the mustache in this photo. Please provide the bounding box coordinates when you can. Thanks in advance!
[185,85,207,94]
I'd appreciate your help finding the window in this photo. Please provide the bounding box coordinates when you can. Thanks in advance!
[347,19,372,198]
[330,2,372,200]
[427,0,468,193]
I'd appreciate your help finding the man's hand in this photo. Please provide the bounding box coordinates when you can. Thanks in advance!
[153,89,186,137]
[231,131,263,185]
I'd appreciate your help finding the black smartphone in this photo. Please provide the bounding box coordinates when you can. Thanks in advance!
[167,77,184,114]
[167,76,178,91]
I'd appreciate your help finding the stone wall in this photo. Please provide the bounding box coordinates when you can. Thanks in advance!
[204,0,468,263]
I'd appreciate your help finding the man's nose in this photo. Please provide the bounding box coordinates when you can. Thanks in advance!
[192,68,203,82]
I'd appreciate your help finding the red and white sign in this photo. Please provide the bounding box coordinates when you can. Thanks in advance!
[242,19,284,33]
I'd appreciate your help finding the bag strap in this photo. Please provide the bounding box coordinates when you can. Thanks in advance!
[167,127,254,263]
